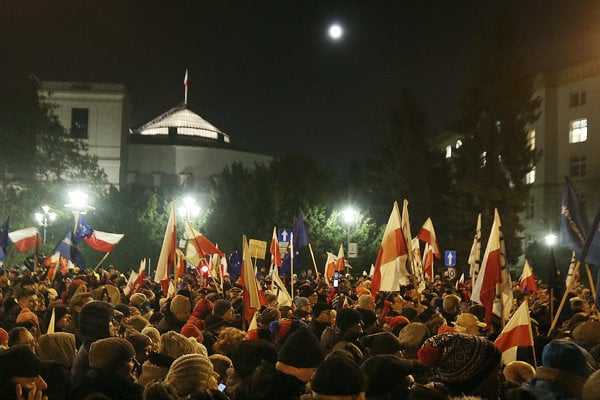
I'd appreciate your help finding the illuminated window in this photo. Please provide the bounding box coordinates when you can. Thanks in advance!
[445,145,452,158]
[455,139,462,149]
[481,151,487,166]
[569,119,587,143]
[527,130,535,150]
[525,167,535,184]
[71,108,89,139]
[569,156,586,177]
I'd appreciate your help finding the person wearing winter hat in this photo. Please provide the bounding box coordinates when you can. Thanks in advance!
[309,302,334,340]
[70,300,115,383]
[294,296,312,322]
[321,308,365,361]
[0,345,47,400]
[138,330,198,387]
[213,299,235,322]
[157,294,191,334]
[247,327,325,400]
[16,307,40,335]
[418,333,502,398]
[181,322,204,342]
[129,292,147,309]
[360,331,403,357]
[188,298,214,330]
[37,332,77,369]
[454,312,486,336]
[127,314,150,333]
[70,337,143,400]
[126,329,153,377]
[164,353,218,397]
[311,353,367,399]
[142,326,161,351]
[398,322,430,359]
[42,303,71,333]
[361,355,425,399]
[209,353,233,387]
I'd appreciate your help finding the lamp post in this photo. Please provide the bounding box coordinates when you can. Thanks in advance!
[34,206,57,244]
[342,207,358,258]
[177,196,201,222]
[65,190,95,232]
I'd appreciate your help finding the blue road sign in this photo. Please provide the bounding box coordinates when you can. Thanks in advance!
[444,250,456,267]
[278,228,291,243]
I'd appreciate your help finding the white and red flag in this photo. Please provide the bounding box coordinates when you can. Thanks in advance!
[84,230,124,252]
[471,209,502,326]
[154,202,177,295]
[371,201,410,297]
[270,227,282,267]
[124,259,147,297]
[241,235,264,325]
[417,217,441,259]
[468,213,482,285]
[422,243,434,282]
[519,259,538,293]
[8,227,40,253]
[494,301,534,365]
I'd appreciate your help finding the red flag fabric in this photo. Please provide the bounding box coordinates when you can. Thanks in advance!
[185,221,224,258]
[125,259,147,297]
[84,230,124,252]
[335,244,345,273]
[154,202,177,295]
[270,227,282,267]
[519,259,538,293]
[417,217,441,259]
[371,202,410,298]
[8,227,40,253]
[494,301,533,364]
[471,209,502,326]
[423,243,434,282]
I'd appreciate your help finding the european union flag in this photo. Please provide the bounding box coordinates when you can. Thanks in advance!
[280,214,310,275]
[52,231,86,269]
[0,217,8,259]
[228,250,242,283]
[560,176,589,254]
[73,214,93,244]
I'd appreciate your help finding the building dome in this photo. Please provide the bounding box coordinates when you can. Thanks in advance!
[130,104,231,145]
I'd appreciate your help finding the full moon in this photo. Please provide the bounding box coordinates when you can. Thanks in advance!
[328,23,343,40]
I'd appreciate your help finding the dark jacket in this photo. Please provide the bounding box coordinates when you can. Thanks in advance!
[69,367,143,400]
[157,299,186,334]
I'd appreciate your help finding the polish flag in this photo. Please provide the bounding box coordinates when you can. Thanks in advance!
[8,227,40,253]
[494,301,534,364]
[84,231,124,252]
[154,202,177,295]
[371,202,410,297]
[422,243,434,282]
[519,259,538,293]
[246,312,260,340]
[324,251,337,282]
[270,227,282,267]
[471,209,502,326]
[417,217,441,258]
[335,244,345,273]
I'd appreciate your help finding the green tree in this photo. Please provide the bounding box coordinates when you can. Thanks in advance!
[446,13,541,267]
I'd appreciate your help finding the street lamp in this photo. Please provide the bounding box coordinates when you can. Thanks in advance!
[177,196,201,221]
[544,233,557,247]
[341,207,358,258]
[34,205,56,244]
[65,190,95,214]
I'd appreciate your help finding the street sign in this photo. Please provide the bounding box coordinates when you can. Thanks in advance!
[278,228,291,243]
[444,250,456,267]
[446,266,457,280]
[348,242,358,258]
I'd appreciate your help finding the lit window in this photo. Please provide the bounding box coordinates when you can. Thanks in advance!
[445,145,452,158]
[455,139,462,149]
[71,108,89,139]
[481,151,487,166]
[569,119,587,143]
[569,156,586,177]
[527,130,535,150]
[525,167,536,184]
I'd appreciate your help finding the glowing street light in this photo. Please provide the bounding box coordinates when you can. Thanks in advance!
[65,190,95,214]
[341,206,358,258]
[34,205,57,244]
[177,196,201,221]
[544,233,557,247]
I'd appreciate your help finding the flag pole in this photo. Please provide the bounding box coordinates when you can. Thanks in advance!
[308,243,320,278]
[549,205,600,335]
[290,232,294,299]
[585,263,597,301]
[525,301,537,368]
[184,69,188,105]
[33,233,39,270]
[94,252,112,271]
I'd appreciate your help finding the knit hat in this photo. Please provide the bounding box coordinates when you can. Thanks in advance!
[203,314,228,331]
[115,303,131,318]
[37,332,77,368]
[126,329,153,354]
[89,337,135,370]
[165,353,214,396]
[129,292,147,308]
[258,307,280,326]
[294,296,310,309]
[398,322,430,349]
[170,295,191,315]
[142,326,161,344]
[0,327,7,345]
[356,308,377,327]
[47,303,70,323]
[278,326,324,368]
[418,333,501,384]
[160,331,197,360]
[269,318,307,343]
[386,315,410,329]
[209,353,233,380]
[361,332,403,356]
[181,323,204,342]
[213,299,233,317]
[231,339,278,377]
[16,307,39,326]
[336,308,362,332]
[361,355,425,397]
[192,299,214,320]
[542,339,597,378]
[312,302,333,318]
[128,315,150,332]
[79,300,114,344]
[572,320,600,345]
[311,354,366,396]
[298,285,316,298]
[0,345,43,378]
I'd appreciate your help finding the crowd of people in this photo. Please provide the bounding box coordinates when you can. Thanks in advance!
[0,262,599,400]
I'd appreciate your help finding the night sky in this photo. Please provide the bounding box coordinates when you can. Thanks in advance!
[3,0,600,171]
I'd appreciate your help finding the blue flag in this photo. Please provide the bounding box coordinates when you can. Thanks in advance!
[560,176,589,254]
[0,217,8,259]
[280,214,310,275]
[73,214,93,244]
[585,208,600,267]
[228,250,242,283]
[52,231,86,269]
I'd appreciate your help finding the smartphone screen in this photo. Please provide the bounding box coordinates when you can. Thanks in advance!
[218,383,227,392]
